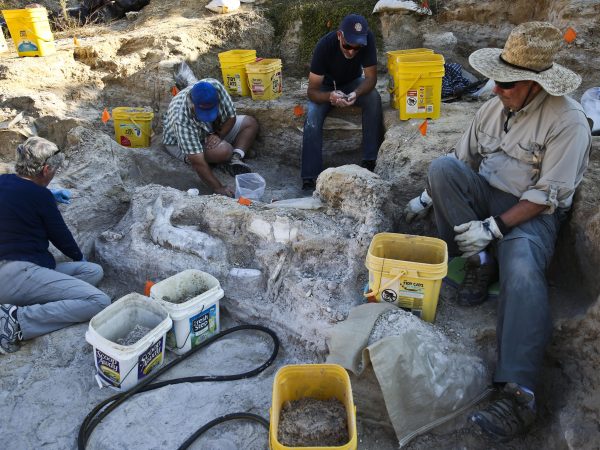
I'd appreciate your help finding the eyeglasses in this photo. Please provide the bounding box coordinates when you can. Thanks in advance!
[43,149,61,168]
[494,80,518,90]
[340,33,362,51]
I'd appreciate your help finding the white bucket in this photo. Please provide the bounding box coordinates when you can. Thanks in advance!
[149,270,224,355]
[85,293,172,391]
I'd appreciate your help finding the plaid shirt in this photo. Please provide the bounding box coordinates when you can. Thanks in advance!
[162,78,236,154]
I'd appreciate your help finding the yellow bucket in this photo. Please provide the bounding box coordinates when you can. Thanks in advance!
[365,233,448,322]
[394,53,445,120]
[270,364,357,450]
[245,58,283,101]
[386,48,434,109]
[218,49,257,97]
[112,107,154,148]
[2,8,55,57]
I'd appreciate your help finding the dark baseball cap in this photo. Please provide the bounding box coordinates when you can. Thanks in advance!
[340,14,369,46]
[189,81,219,122]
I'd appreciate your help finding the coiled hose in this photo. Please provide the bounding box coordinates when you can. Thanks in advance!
[78,324,279,450]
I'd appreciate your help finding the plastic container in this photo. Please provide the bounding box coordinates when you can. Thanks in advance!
[365,233,448,322]
[85,293,172,391]
[235,173,265,201]
[270,364,357,450]
[218,49,257,96]
[245,58,283,101]
[386,48,434,109]
[112,107,154,148]
[149,270,224,355]
[2,8,55,57]
[393,53,445,120]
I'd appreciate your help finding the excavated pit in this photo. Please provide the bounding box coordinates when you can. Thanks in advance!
[1,2,600,449]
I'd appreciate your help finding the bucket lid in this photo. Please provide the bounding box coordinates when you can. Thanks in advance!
[245,58,282,73]
[394,53,445,64]
[112,107,154,120]
[218,49,257,62]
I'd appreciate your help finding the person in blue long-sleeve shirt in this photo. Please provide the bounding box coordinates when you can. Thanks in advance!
[0,137,111,354]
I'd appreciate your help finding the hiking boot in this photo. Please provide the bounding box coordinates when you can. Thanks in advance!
[471,383,536,442]
[302,178,316,191]
[456,253,498,306]
[226,153,252,177]
[0,304,21,354]
[360,159,376,172]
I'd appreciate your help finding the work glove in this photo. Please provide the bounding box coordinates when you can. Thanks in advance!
[454,216,503,257]
[404,189,433,223]
[50,189,71,204]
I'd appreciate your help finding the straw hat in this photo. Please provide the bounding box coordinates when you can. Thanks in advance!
[469,22,581,96]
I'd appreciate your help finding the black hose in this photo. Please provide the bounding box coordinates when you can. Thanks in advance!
[176,412,270,450]
[78,324,279,449]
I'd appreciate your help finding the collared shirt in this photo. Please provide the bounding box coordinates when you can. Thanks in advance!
[162,78,236,155]
[453,91,591,213]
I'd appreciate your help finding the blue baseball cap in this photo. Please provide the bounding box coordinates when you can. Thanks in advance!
[340,14,369,46]
[189,81,219,122]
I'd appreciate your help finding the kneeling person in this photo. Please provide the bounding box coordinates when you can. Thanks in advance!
[163,79,259,197]
[0,137,111,354]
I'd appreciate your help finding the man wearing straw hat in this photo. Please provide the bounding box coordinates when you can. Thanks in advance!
[404,22,591,440]
[300,13,384,191]
[0,137,111,355]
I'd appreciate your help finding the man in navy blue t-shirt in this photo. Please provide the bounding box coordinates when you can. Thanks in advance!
[0,137,110,354]
[301,13,384,190]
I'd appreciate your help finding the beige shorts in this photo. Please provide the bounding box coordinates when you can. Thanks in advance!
[165,115,247,163]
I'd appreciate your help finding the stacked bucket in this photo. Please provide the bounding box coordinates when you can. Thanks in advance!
[387,48,445,120]
[218,49,283,101]
[85,270,224,391]
[1,7,55,57]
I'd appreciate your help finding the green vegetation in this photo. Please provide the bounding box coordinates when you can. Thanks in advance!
[265,0,380,65]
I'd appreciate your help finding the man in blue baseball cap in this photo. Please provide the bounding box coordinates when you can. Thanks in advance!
[163,78,259,197]
[300,13,383,191]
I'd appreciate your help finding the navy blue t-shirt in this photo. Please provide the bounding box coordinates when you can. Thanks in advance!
[310,30,377,87]
[0,174,82,269]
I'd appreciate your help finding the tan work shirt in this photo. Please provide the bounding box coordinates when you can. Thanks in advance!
[453,91,591,213]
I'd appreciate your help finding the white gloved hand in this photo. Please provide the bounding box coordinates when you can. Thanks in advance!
[404,189,433,223]
[454,216,503,257]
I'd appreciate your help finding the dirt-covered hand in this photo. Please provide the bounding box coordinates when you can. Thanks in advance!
[454,216,503,256]
[342,91,357,106]
[330,90,347,107]
[204,133,221,150]
[214,186,234,197]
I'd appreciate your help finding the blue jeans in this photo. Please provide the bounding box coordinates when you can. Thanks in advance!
[428,156,566,389]
[301,78,383,180]
[0,261,110,340]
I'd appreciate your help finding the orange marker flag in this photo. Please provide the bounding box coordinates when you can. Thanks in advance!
[418,119,428,136]
[143,280,155,296]
[293,105,304,117]
[170,85,179,96]
[563,27,577,43]
[238,196,252,206]
[101,108,111,124]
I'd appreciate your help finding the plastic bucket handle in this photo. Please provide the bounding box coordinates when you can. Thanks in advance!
[364,269,407,298]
